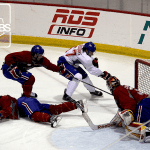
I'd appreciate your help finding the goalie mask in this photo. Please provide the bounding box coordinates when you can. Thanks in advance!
[106,76,120,93]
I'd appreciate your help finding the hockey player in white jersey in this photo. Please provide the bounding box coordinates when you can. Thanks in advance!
[57,42,111,102]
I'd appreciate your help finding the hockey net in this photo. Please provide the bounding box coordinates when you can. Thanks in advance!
[135,59,150,95]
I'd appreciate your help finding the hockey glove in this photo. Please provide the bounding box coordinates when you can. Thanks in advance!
[59,64,66,75]
[8,64,22,79]
[17,62,28,72]
[118,109,134,126]
[92,57,99,68]
[100,71,111,80]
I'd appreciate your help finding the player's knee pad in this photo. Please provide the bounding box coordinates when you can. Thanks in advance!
[24,75,35,85]
[72,73,82,83]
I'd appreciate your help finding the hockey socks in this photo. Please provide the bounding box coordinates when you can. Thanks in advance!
[22,85,32,97]
[31,112,51,122]
[22,75,35,97]
[49,102,77,115]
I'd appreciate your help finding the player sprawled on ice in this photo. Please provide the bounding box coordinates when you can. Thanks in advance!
[106,76,150,143]
[0,95,19,120]
[1,45,65,98]
[57,42,111,102]
[0,95,87,127]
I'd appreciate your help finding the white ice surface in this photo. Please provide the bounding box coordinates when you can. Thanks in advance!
[0,44,149,150]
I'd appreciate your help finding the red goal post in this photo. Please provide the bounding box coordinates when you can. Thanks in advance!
[135,59,150,95]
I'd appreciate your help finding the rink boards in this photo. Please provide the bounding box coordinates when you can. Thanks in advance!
[0,1,149,58]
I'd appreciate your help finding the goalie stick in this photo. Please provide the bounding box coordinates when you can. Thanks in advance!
[82,112,115,130]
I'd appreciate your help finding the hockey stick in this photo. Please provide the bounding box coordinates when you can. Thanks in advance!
[74,77,112,96]
[82,112,115,130]
[63,66,112,96]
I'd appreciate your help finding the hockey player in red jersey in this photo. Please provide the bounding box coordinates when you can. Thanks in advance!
[106,76,150,142]
[1,45,64,98]
[17,96,87,127]
[0,94,87,127]
[0,95,19,120]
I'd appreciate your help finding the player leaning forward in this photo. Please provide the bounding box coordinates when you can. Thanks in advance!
[107,76,150,143]
[57,42,111,101]
[1,45,64,98]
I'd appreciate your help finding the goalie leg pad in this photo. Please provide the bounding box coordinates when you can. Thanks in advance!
[125,122,146,142]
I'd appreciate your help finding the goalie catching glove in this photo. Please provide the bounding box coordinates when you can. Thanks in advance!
[118,109,134,126]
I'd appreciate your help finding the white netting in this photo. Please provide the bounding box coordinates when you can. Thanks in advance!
[137,59,150,95]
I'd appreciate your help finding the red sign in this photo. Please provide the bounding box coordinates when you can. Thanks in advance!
[48,9,100,38]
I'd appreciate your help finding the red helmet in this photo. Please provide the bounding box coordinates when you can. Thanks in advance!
[106,76,120,92]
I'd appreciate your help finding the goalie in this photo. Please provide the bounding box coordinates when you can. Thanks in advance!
[106,76,150,143]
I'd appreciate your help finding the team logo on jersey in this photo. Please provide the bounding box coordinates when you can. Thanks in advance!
[48,9,100,38]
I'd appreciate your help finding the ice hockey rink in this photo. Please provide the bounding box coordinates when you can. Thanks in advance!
[0,43,149,150]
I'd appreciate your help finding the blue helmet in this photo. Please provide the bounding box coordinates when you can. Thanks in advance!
[31,45,44,56]
[83,42,96,53]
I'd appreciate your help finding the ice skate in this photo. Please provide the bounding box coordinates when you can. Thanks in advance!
[76,99,88,113]
[62,89,75,103]
[90,90,103,96]
[50,115,62,128]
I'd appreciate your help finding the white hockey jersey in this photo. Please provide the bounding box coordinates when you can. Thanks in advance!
[63,44,103,77]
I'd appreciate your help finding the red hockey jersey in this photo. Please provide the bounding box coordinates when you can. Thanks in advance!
[113,85,148,113]
[0,95,19,119]
[5,51,60,72]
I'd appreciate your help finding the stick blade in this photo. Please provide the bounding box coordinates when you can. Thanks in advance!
[82,112,98,130]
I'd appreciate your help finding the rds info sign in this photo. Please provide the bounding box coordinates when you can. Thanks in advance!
[48,9,100,38]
